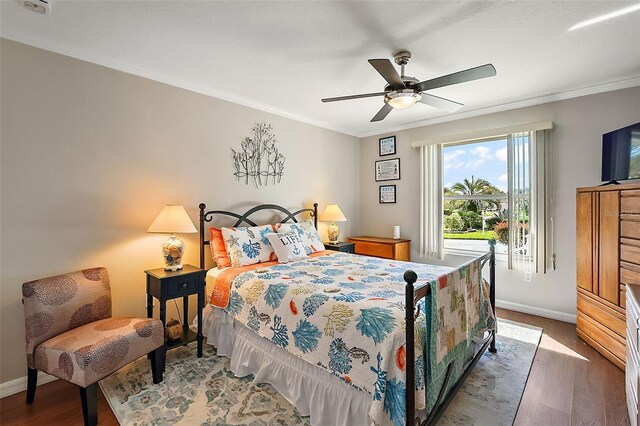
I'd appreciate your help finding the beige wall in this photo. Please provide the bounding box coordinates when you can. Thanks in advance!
[358,86,640,319]
[3,36,639,386]
[0,39,360,383]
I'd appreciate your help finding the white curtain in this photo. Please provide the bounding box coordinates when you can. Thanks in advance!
[507,129,553,273]
[419,144,444,260]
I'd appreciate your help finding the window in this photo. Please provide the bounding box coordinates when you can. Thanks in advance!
[417,125,553,274]
[443,138,508,256]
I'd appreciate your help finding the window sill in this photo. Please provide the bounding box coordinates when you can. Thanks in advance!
[444,248,508,262]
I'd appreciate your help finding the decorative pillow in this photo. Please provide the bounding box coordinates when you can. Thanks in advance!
[266,231,308,263]
[209,228,231,269]
[222,225,277,267]
[275,220,325,254]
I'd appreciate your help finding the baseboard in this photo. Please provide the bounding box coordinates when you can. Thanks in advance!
[0,371,58,399]
[496,299,577,324]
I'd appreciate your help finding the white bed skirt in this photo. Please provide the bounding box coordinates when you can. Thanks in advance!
[201,305,374,426]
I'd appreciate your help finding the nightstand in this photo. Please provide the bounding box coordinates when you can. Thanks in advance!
[324,241,355,254]
[145,264,206,358]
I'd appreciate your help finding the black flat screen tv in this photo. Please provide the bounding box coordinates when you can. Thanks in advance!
[601,122,640,184]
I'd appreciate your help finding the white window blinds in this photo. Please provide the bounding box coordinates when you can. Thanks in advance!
[419,144,444,260]
[507,129,553,274]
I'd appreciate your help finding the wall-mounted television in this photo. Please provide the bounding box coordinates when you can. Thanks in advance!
[601,122,640,184]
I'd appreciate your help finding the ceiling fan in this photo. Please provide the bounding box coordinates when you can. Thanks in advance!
[321,50,496,122]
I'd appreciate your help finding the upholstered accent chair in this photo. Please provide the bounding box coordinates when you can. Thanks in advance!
[22,267,165,426]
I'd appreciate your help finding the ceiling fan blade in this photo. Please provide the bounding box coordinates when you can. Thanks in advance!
[418,93,464,112]
[416,64,496,92]
[368,59,406,89]
[371,103,393,122]
[321,92,387,103]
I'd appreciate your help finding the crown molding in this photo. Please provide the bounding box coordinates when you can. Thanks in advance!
[0,32,356,138]
[357,75,640,138]
[3,32,638,140]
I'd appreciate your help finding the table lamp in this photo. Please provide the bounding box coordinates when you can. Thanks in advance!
[147,205,197,271]
[319,204,347,243]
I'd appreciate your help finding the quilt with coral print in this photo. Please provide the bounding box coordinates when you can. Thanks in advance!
[220,252,494,426]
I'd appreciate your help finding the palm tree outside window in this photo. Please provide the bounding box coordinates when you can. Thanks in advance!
[443,139,509,256]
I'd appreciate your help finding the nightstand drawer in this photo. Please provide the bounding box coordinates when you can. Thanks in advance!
[324,242,355,253]
[167,278,198,298]
[354,241,394,258]
[348,237,411,261]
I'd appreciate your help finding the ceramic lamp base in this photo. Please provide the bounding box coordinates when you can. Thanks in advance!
[327,223,340,244]
[162,234,185,271]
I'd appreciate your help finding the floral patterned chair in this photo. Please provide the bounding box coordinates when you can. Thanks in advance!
[22,267,165,426]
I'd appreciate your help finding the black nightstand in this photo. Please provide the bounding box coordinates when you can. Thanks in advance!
[145,264,206,358]
[324,241,355,254]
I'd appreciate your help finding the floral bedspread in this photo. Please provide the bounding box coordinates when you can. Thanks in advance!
[215,252,494,426]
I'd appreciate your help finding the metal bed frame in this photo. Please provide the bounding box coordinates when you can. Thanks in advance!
[198,202,496,426]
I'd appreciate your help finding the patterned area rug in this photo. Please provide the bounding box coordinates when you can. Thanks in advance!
[100,318,541,425]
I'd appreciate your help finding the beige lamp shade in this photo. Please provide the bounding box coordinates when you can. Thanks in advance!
[319,204,348,222]
[147,205,197,234]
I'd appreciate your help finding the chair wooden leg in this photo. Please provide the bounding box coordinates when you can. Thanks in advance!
[79,383,98,426]
[150,346,165,384]
[26,368,38,404]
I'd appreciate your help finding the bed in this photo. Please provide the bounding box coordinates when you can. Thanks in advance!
[198,202,497,426]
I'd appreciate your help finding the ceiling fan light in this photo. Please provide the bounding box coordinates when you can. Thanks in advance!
[385,91,422,109]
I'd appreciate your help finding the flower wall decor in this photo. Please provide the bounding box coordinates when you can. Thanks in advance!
[232,123,286,188]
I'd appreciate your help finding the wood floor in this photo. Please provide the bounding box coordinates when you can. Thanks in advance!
[0,308,629,425]
[506,308,629,426]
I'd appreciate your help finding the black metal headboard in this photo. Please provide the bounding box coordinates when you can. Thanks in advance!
[198,203,318,269]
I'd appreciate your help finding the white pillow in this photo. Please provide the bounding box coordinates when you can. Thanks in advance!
[266,232,308,263]
[221,225,277,267]
[275,220,325,254]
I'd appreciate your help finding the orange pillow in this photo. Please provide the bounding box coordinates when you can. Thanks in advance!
[209,227,231,268]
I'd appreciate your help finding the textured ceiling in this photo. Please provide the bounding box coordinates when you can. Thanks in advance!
[2,1,639,137]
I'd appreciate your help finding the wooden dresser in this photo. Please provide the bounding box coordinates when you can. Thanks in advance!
[347,236,411,261]
[627,284,640,426]
[576,183,640,370]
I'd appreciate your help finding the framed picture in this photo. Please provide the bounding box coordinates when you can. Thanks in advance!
[375,158,401,181]
[379,136,396,156]
[379,185,396,204]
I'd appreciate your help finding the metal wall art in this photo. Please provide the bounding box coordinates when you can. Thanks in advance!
[232,123,286,188]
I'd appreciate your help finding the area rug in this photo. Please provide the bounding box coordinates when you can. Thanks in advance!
[100,318,541,425]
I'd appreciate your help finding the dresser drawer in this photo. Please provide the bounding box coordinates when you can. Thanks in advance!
[622,220,640,239]
[627,286,640,357]
[622,243,640,265]
[578,292,626,337]
[628,318,640,371]
[622,194,640,214]
[628,347,639,409]
[623,264,640,285]
[577,312,626,364]
[623,288,628,308]
[628,375,639,426]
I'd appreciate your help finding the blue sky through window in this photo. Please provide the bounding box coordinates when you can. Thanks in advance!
[443,139,508,192]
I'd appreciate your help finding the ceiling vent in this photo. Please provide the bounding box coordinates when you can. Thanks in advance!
[19,0,51,15]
